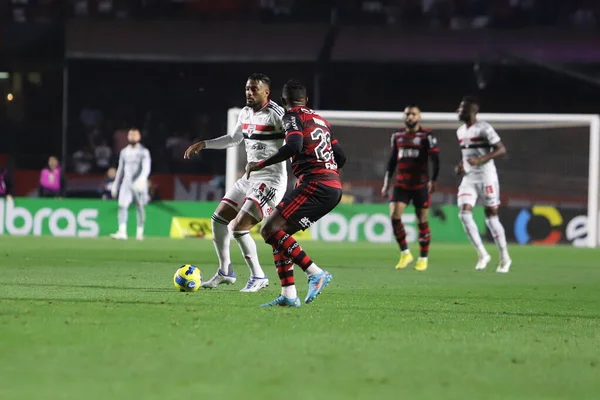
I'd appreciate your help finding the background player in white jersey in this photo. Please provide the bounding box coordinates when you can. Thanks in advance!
[184,73,286,292]
[110,128,151,241]
[455,96,512,273]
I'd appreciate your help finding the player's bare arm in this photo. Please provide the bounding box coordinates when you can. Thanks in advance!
[246,133,303,178]
[183,141,206,159]
[428,151,440,193]
[455,161,465,175]
[467,141,507,166]
[381,144,398,197]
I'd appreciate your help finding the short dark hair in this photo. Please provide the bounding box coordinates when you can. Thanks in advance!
[405,104,421,111]
[247,73,271,88]
[462,95,480,106]
[282,79,307,103]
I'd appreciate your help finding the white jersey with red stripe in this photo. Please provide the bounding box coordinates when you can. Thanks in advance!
[457,120,501,182]
[204,100,286,184]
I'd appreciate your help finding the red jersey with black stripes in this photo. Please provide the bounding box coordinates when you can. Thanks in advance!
[282,107,341,188]
[390,127,439,189]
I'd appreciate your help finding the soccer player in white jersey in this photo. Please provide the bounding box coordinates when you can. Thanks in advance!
[184,73,286,292]
[455,96,512,273]
[110,128,152,241]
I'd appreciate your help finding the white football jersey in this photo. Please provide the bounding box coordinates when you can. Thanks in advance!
[457,120,501,181]
[205,100,286,184]
[115,144,151,187]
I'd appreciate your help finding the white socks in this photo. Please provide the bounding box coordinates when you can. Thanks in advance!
[459,211,488,258]
[282,284,298,299]
[211,214,232,275]
[486,216,510,261]
[305,263,323,277]
[232,230,266,278]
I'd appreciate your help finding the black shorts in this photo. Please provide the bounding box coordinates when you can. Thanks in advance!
[276,181,342,231]
[390,186,430,209]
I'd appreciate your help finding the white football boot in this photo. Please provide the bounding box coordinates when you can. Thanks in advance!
[496,258,512,274]
[239,277,269,293]
[201,268,237,289]
[475,253,492,271]
[110,231,128,240]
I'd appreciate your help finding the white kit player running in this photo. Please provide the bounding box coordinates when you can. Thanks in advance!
[110,128,152,241]
[455,96,512,273]
[184,73,286,292]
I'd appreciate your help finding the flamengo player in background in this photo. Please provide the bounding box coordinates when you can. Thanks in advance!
[110,128,151,240]
[184,73,286,292]
[246,79,346,307]
[456,96,512,273]
[381,105,439,272]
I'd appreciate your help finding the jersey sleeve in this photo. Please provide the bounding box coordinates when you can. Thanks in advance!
[273,109,285,133]
[114,149,125,186]
[483,123,501,145]
[141,148,152,179]
[283,112,304,141]
[204,111,244,149]
[427,132,440,153]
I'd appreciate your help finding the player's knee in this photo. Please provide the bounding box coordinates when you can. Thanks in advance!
[458,210,471,223]
[484,207,498,217]
[231,217,255,232]
[390,207,403,220]
[259,222,275,242]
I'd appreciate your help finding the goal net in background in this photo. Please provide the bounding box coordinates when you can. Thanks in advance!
[226,109,600,247]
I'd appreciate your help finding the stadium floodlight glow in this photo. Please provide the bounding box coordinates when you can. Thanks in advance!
[227,108,600,248]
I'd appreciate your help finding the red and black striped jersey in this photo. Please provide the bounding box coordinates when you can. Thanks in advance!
[282,106,341,188]
[390,127,439,189]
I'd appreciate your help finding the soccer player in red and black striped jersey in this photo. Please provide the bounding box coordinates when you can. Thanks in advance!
[381,105,440,271]
[246,79,346,307]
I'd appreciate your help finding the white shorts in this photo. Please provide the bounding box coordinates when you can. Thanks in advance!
[222,178,286,221]
[457,177,500,208]
[118,188,149,208]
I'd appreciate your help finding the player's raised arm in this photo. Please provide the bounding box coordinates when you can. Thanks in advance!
[381,134,399,197]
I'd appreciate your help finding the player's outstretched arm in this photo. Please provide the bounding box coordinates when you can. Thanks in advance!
[184,121,244,159]
[246,134,303,178]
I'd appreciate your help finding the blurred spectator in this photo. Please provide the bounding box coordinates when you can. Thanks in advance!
[113,122,130,154]
[0,163,14,201]
[102,167,117,199]
[165,130,193,171]
[148,177,159,201]
[340,181,356,204]
[94,138,113,171]
[39,156,66,198]
[72,145,95,174]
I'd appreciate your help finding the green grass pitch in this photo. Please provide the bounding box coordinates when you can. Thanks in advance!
[1,236,600,400]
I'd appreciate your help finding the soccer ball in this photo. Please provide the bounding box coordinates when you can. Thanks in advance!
[173,264,202,292]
